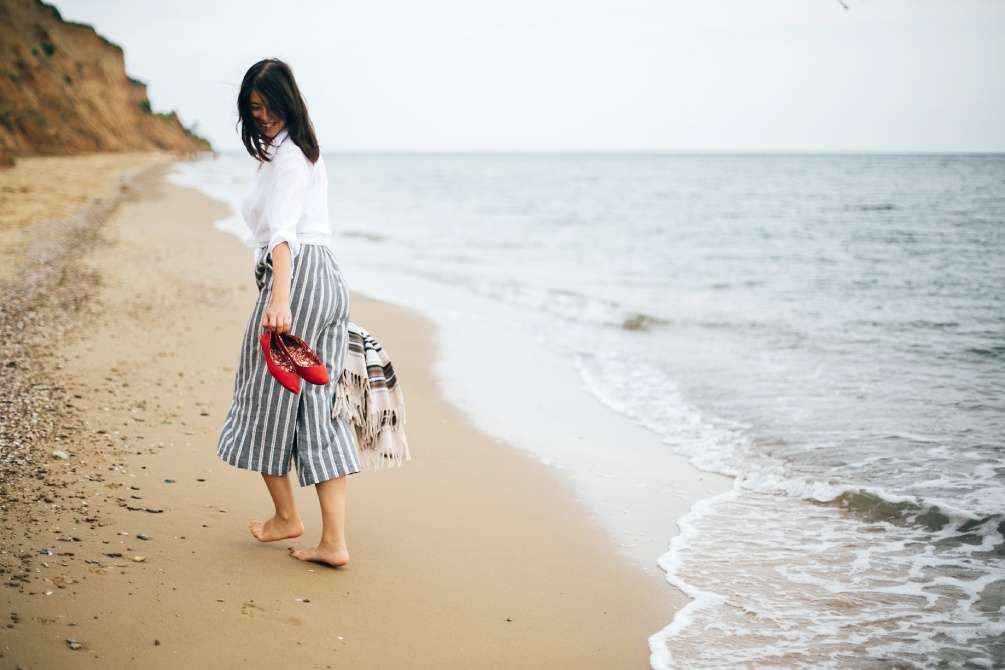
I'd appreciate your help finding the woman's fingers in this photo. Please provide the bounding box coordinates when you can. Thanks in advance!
[262,308,293,333]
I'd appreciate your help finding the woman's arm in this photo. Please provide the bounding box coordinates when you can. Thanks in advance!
[262,241,293,334]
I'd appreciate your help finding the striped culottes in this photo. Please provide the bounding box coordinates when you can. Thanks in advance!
[217,245,361,486]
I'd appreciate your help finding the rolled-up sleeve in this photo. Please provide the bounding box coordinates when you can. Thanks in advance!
[264,155,310,260]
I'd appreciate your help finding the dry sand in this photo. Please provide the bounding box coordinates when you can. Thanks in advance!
[0,156,698,668]
[0,153,168,281]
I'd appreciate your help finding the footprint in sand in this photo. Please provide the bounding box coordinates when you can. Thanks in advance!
[239,601,302,626]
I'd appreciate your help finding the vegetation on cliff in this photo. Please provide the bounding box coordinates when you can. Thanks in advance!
[0,0,211,166]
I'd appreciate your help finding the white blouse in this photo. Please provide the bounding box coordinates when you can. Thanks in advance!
[241,129,331,262]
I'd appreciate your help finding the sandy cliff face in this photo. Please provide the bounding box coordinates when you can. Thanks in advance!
[0,0,210,164]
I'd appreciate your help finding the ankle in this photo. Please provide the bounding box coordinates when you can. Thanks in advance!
[318,537,346,550]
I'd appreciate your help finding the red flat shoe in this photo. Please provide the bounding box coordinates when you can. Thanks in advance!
[277,333,330,385]
[260,331,300,393]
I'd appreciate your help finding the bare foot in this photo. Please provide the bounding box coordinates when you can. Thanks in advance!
[290,542,349,567]
[249,515,304,542]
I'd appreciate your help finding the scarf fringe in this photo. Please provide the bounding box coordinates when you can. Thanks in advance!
[332,323,410,469]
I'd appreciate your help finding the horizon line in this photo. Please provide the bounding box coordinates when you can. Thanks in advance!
[209,147,1005,157]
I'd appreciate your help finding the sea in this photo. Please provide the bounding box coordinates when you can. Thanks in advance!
[170,152,1005,669]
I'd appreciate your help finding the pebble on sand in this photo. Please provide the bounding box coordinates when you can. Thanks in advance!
[132,556,145,562]
[52,450,69,460]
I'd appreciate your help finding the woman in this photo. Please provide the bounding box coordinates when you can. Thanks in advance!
[217,58,358,567]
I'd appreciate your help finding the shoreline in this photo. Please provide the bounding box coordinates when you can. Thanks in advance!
[1,157,694,668]
[171,153,734,572]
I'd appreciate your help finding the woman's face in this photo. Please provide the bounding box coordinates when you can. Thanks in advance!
[249,90,285,139]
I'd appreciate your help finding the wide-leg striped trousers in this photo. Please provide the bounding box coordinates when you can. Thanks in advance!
[217,245,361,486]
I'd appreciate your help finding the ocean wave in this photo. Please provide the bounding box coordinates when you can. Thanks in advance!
[737,468,1004,540]
[340,230,385,243]
[397,266,673,333]
[461,280,672,333]
[331,231,675,334]
[850,203,897,211]
[967,345,1005,359]
[621,312,666,331]
[650,482,1005,669]
[574,353,753,477]
[577,347,1005,667]
[649,484,741,670]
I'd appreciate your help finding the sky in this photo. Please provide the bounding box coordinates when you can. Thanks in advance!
[54,0,1005,153]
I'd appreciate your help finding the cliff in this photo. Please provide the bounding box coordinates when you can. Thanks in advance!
[0,0,210,165]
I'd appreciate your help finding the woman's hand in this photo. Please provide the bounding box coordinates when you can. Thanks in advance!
[263,241,294,334]
[262,302,293,334]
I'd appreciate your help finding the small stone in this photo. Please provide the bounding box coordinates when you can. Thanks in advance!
[163,479,175,484]
[154,639,161,646]
[132,556,145,563]
[52,451,69,460]
[137,534,150,541]
[145,508,163,514]
[67,639,82,650]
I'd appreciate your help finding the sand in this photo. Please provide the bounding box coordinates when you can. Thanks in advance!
[0,153,170,281]
[0,156,704,668]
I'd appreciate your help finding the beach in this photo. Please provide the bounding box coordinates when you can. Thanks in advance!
[0,156,696,668]
[4,0,1002,664]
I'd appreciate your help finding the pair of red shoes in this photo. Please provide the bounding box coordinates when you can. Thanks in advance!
[260,331,330,393]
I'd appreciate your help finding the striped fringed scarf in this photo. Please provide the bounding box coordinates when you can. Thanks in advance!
[333,322,410,468]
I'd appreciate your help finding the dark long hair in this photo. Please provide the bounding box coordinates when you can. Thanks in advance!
[237,59,320,163]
